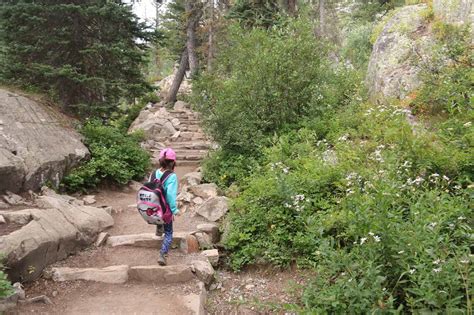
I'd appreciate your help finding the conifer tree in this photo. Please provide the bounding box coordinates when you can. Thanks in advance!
[0,0,153,118]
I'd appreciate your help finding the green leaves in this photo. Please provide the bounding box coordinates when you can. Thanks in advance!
[62,121,150,192]
[0,1,153,118]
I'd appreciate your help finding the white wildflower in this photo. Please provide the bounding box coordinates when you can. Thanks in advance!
[442,175,450,181]
[460,259,469,264]
[433,268,442,273]
[433,259,441,265]
[398,250,405,254]
[409,269,416,274]
[413,176,424,185]
[368,232,374,236]
[428,222,437,229]
[463,122,472,127]
[338,134,349,141]
[458,216,465,220]
[360,237,367,245]
[373,235,381,242]
[282,167,289,174]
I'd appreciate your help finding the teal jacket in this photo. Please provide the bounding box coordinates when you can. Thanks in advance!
[149,169,179,215]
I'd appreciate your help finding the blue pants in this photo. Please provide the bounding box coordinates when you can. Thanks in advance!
[160,222,173,255]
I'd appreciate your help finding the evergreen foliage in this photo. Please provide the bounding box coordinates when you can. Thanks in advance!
[0,0,153,117]
[227,0,282,29]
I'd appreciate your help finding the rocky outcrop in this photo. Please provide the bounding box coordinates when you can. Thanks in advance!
[0,189,113,282]
[367,4,435,102]
[367,2,473,102]
[129,105,178,142]
[434,0,473,27]
[157,70,192,99]
[0,89,89,193]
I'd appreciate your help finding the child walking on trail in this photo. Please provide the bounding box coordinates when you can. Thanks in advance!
[150,148,180,266]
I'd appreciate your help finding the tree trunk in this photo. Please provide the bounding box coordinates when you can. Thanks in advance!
[185,1,202,77]
[165,49,189,104]
[287,0,296,16]
[319,0,325,37]
[207,0,215,71]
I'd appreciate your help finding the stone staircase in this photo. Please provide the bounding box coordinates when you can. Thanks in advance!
[14,103,220,315]
[150,106,214,169]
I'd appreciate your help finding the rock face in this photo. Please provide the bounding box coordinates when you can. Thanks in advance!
[158,70,192,99]
[367,5,435,102]
[196,197,229,222]
[0,191,113,282]
[129,106,177,142]
[434,0,473,26]
[0,89,90,193]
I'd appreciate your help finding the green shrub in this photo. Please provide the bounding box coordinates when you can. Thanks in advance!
[62,121,151,192]
[201,149,260,189]
[0,269,12,298]
[111,92,160,132]
[224,101,473,312]
[194,21,359,156]
[410,24,472,117]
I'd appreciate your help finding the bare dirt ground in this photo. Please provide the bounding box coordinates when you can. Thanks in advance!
[207,265,312,314]
[12,280,203,315]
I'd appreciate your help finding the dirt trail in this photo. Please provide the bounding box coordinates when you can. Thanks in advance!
[16,105,212,315]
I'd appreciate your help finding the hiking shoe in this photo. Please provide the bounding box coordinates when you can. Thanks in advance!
[155,224,164,237]
[158,252,167,266]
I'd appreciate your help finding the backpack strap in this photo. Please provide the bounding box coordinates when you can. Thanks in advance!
[150,169,173,183]
[160,170,173,184]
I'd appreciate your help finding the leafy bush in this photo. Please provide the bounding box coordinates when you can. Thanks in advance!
[194,20,360,187]
[111,91,160,132]
[201,149,260,189]
[224,101,473,312]
[0,270,12,298]
[410,23,472,117]
[62,121,150,192]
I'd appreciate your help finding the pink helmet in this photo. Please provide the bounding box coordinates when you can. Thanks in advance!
[159,148,176,161]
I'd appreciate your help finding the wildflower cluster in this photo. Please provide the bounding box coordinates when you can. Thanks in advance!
[270,161,290,174]
[370,145,385,163]
[284,194,307,212]
[355,231,381,245]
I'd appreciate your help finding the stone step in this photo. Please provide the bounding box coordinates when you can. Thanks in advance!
[165,141,212,150]
[176,119,201,124]
[169,133,207,142]
[174,150,208,158]
[174,160,201,167]
[106,232,187,248]
[177,125,202,132]
[177,154,207,161]
[51,261,213,286]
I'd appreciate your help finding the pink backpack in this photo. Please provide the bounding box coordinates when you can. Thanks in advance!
[136,170,173,224]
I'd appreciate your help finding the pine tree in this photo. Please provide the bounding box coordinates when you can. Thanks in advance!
[0,0,153,118]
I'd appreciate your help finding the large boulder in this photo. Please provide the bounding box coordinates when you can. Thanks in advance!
[367,5,436,102]
[434,0,473,26]
[129,106,177,142]
[0,89,89,193]
[0,191,113,282]
[196,196,229,222]
[189,184,219,200]
[158,69,192,99]
[434,0,473,41]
